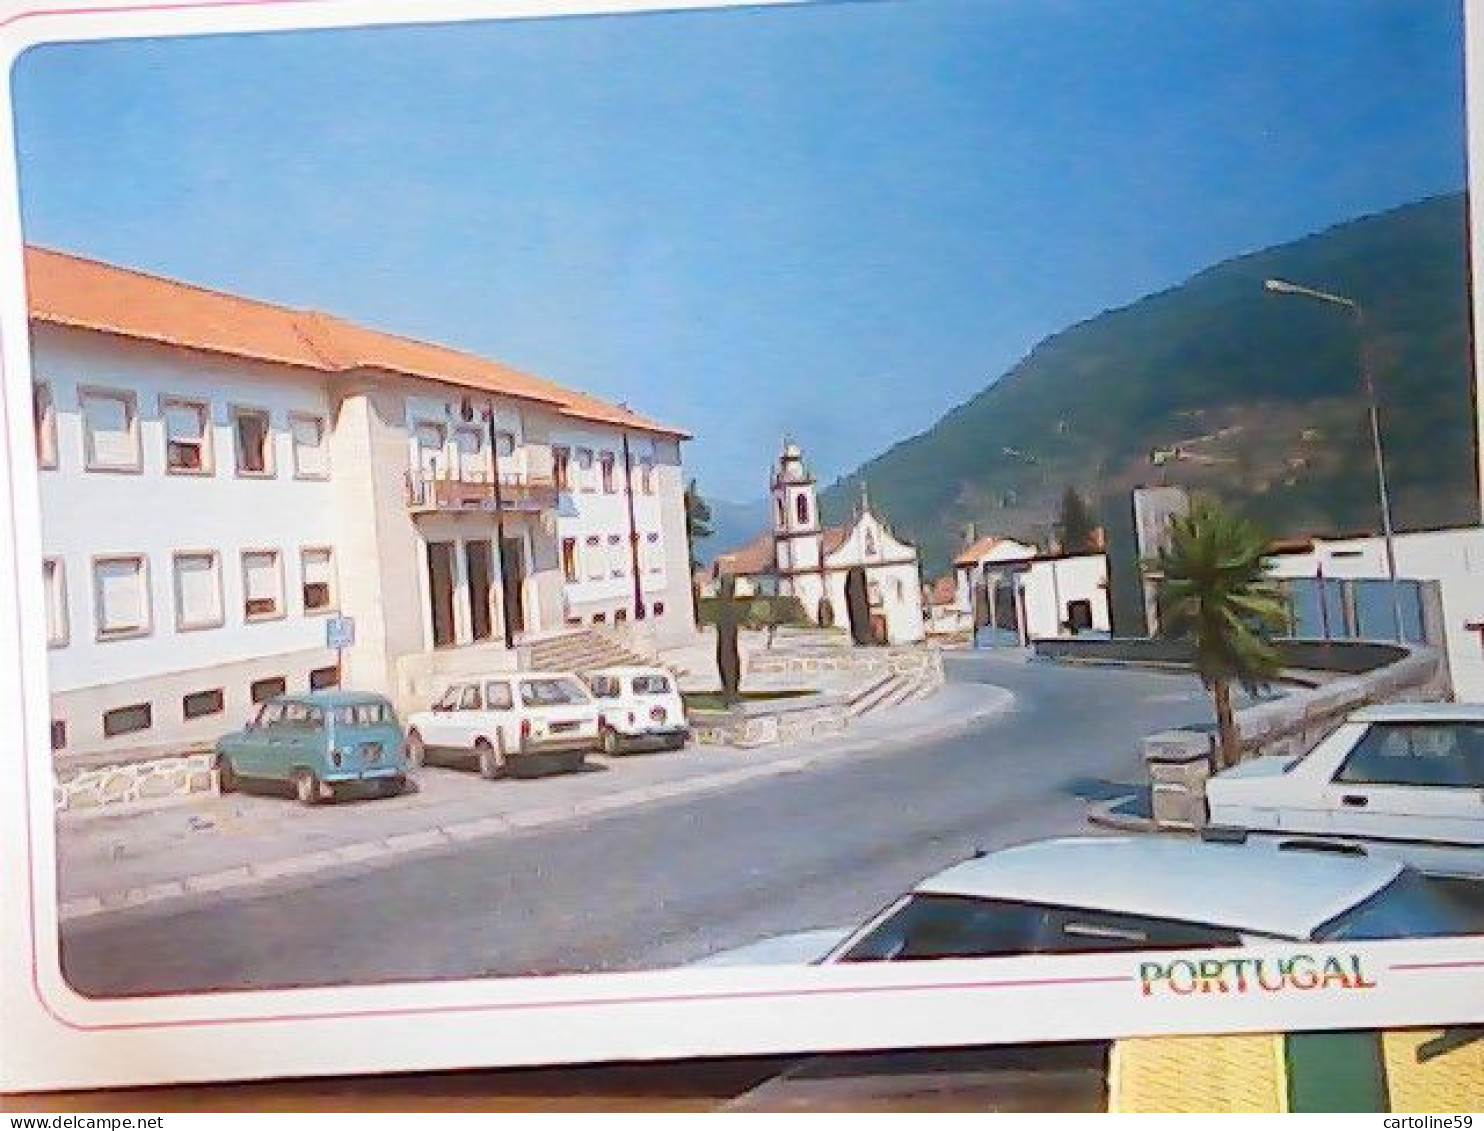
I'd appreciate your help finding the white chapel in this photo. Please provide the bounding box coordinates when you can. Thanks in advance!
[714,442,925,644]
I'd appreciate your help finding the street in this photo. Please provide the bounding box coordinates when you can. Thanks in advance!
[61,655,1224,997]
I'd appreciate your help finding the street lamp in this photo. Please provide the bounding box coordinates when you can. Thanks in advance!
[1264,277,1404,642]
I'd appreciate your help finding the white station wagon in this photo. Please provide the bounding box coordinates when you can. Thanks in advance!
[405,671,600,778]
[1206,703,1484,879]
[695,836,1481,966]
[583,665,690,754]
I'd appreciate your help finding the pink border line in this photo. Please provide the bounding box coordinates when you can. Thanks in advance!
[5,0,1481,1039]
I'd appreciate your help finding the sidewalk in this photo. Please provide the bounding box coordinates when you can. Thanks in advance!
[57,681,1014,923]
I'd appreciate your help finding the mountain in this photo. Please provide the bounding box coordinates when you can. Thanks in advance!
[695,495,772,565]
[819,193,1477,577]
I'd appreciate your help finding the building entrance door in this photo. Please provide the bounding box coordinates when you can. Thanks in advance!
[427,541,457,648]
[466,540,494,642]
[501,535,527,637]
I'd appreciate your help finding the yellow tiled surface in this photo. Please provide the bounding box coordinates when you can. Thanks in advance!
[1110,1035,1287,1113]
[1383,1031,1484,1113]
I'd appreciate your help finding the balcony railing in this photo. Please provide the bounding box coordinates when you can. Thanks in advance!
[406,470,559,515]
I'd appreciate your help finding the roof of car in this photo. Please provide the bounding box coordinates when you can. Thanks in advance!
[272,690,392,708]
[585,666,672,678]
[914,837,1404,939]
[1350,701,1484,724]
[447,671,584,683]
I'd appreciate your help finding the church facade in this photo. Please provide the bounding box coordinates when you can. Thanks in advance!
[714,443,925,644]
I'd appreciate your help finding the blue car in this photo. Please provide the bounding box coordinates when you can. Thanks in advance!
[215,691,409,804]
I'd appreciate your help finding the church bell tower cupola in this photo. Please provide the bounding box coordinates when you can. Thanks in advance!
[771,439,823,575]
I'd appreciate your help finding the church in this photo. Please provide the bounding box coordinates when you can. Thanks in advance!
[712,442,926,644]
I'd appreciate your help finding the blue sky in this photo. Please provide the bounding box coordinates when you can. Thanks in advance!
[12,0,1467,502]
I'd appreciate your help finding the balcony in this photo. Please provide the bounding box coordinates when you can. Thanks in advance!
[406,470,559,515]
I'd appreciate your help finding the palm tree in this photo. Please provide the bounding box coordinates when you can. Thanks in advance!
[1147,500,1290,769]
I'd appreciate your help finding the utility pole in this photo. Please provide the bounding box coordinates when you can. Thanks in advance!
[484,401,515,649]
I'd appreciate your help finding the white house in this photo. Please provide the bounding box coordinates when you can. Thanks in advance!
[29,246,695,759]
[713,443,925,644]
[1266,526,1484,701]
[951,533,1110,644]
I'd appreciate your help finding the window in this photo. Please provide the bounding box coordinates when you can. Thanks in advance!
[593,612,607,624]
[331,701,394,726]
[520,677,590,707]
[233,407,273,475]
[776,498,786,525]
[457,684,484,711]
[576,448,595,490]
[250,676,286,704]
[585,534,603,580]
[600,451,616,493]
[301,547,334,614]
[50,720,66,751]
[162,398,212,473]
[653,601,666,617]
[415,422,446,453]
[81,388,140,472]
[103,702,152,738]
[553,446,571,491]
[633,674,671,695]
[1066,599,1094,633]
[43,558,67,647]
[291,413,329,479]
[484,681,514,711]
[496,431,517,458]
[588,676,621,699]
[453,426,482,457]
[93,555,149,639]
[183,688,225,719]
[1336,723,1484,789]
[309,665,340,690]
[242,550,284,620]
[609,533,625,578]
[615,608,628,623]
[640,459,655,495]
[562,538,579,583]
[172,552,223,631]
[864,530,877,557]
[33,383,56,468]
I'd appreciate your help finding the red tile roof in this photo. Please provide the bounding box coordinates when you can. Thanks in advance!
[25,247,688,439]
[714,525,849,577]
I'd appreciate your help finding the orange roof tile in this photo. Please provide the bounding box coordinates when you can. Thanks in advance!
[715,525,851,576]
[25,246,689,439]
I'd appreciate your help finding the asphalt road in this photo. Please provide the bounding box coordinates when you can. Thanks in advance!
[61,655,1226,997]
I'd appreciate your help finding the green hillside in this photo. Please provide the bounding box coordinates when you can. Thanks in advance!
[821,193,1477,576]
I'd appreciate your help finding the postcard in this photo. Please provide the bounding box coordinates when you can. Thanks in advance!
[1,0,1482,1095]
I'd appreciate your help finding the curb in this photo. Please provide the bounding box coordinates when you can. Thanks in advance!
[61,685,1015,926]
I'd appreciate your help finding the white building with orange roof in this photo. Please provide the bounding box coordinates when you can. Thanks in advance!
[26,247,695,759]
[953,529,1111,644]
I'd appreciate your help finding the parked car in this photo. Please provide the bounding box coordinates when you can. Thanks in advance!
[1205,703,1484,879]
[405,671,599,778]
[694,836,1484,966]
[215,691,409,805]
[583,665,690,754]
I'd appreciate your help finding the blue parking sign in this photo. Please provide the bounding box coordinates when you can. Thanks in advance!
[326,615,355,650]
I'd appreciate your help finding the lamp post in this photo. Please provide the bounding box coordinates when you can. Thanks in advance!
[482,401,516,650]
[1264,277,1404,642]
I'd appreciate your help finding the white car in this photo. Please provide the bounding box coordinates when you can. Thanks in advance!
[583,665,690,755]
[1205,703,1484,879]
[695,836,1481,966]
[405,671,600,778]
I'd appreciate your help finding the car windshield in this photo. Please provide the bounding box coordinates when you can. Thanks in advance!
[331,702,394,727]
[833,894,1242,962]
[520,678,589,707]
[1316,870,1484,941]
[633,674,671,695]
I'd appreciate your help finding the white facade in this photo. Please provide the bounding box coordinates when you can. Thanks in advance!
[953,537,1039,613]
[29,252,695,759]
[1267,526,1484,702]
[1020,553,1112,639]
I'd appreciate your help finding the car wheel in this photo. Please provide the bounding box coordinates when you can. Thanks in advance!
[405,729,426,769]
[476,738,502,780]
[293,769,323,806]
[216,755,238,794]
[601,727,622,756]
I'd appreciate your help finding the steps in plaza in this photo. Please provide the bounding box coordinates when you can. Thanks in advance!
[525,628,658,674]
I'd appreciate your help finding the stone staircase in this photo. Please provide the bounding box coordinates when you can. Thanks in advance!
[844,667,938,719]
[523,628,657,674]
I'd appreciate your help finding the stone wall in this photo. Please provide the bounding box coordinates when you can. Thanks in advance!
[55,750,216,812]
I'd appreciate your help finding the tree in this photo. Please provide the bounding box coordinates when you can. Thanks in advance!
[715,575,742,705]
[685,478,713,573]
[1055,485,1099,554]
[1147,499,1290,770]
